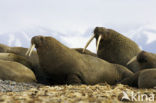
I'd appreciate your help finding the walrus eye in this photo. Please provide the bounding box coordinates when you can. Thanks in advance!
[96,35,102,52]
[83,35,95,52]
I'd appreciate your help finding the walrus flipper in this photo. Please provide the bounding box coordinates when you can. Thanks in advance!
[66,74,82,85]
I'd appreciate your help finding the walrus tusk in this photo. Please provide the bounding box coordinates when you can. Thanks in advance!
[83,35,95,53]
[25,47,31,56]
[26,44,35,56]
[96,35,102,52]
[127,56,137,65]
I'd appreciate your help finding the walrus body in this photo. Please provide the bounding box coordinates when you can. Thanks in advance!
[127,51,156,72]
[0,44,96,84]
[0,44,48,84]
[0,59,36,82]
[0,43,39,68]
[120,69,156,88]
[27,36,133,85]
[0,53,33,69]
[83,27,141,72]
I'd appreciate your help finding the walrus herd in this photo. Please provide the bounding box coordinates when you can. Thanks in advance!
[0,27,155,89]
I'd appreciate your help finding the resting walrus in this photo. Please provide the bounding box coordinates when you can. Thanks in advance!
[127,51,156,72]
[0,59,36,82]
[0,44,96,84]
[83,27,141,71]
[0,44,47,83]
[0,53,33,69]
[120,69,156,88]
[26,35,133,85]
[0,43,39,68]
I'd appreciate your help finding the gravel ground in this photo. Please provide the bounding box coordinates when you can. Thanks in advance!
[0,79,156,103]
[0,79,42,92]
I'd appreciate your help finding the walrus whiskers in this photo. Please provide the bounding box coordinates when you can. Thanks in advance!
[127,56,137,65]
[96,35,102,52]
[26,44,35,56]
[83,35,95,53]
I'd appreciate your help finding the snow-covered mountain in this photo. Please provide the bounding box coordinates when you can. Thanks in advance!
[0,25,156,53]
[0,26,67,47]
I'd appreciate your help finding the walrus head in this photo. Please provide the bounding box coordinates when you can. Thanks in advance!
[26,35,61,56]
[83,27,116,53]
[127,51,156,70]
[26,36,45,56]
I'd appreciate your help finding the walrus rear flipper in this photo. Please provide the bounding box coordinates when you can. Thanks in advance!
[66,74,82,85]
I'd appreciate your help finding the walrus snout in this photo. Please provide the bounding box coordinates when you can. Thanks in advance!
[137,51,148,63]
[127,51,147,65]
[26,35,45,56]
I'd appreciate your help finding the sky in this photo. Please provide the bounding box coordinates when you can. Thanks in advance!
[0,0,156,52]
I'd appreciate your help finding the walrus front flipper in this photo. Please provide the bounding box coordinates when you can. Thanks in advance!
[66,74,82,85]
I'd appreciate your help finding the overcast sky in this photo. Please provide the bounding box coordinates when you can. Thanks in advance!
[0,0,156,34]
[0,0,156,53]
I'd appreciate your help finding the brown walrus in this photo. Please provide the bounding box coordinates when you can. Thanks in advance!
[0,43,39,68]
[26,35,133,85]
[0,44,96,84]
[0,44,47,83]
[0,59,36,82]
[127,51,156,72]
[83,27,141,71]
[0,53,33,69]
[120,69,156,88]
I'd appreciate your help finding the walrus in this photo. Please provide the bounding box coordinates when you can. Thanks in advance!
[120,69,156,88]
[127,51,156,72]
[0,43,39,68]
[0,44,96,84]
[26,35,133,85]
[0,53,33,69]
[0,59,36,82]
[0,44,46,83]
[83,27,141,71]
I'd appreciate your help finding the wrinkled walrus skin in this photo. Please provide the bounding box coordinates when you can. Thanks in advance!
[28,35,133,85]
[84,27,141,72]
[120,69,156,88]
[0,59,36,82]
